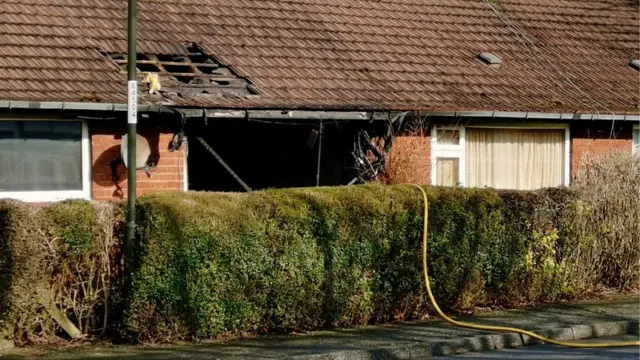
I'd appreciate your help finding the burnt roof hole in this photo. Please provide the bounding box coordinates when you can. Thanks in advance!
[157,55,193,73]
[184,43,208,62]
[101,44,257,96]
[157,54,197,84]
[136,54,161,73]
[196,62,220,75]
[108,52,125,61]
[183,43,224,75]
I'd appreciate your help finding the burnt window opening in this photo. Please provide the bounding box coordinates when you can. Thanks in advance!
[186,119,365,192]
[100,43,255,95]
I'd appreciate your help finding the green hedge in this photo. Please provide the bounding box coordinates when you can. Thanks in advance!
[1,183,634,344]
[126,186,579,341]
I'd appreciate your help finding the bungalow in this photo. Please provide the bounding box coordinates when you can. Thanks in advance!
[0,0,638,203]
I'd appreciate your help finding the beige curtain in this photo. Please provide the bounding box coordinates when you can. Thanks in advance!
[466,128,564,190]
[436,158,459,186]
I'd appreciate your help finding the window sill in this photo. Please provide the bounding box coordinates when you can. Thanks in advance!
[0,190,91,203]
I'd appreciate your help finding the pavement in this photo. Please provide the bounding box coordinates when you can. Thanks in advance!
[435,335,640,359]
[1,294,638,359]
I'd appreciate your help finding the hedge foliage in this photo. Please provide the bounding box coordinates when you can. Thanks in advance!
[1,152,638,344]
[126,186,583,341]
[0,201,123,345]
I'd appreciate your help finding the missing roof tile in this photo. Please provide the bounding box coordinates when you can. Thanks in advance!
[155,54,196,83]
[136,54,162,73]
[156,55,194,74]
[100,43,255,97]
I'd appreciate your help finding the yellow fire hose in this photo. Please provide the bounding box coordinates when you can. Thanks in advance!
[412,184,640,348]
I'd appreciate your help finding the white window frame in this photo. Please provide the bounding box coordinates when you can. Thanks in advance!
[183,138,189,192]
[431,123,571,189]
[633,123,639,155]
[0,119,91,203]
[431,126,466,186]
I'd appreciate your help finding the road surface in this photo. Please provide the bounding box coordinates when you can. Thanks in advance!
[435,335,640,359]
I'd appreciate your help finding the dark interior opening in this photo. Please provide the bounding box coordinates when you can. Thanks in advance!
[157,55,195,83]
[157,55,193,74]
[136,54,161,73]
[197,64,220,74]
[186,119,367,192]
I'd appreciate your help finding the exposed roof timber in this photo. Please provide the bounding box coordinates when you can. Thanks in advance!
[113,59,221,68]
[0,101,638,121]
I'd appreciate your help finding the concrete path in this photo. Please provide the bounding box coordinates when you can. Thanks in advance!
[435,335,640,359]
[1,294,638,360]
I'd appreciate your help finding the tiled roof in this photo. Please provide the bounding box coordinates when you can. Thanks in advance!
[0,0,638,113]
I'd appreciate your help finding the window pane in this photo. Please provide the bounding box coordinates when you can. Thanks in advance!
[634,128,639,154]
[436,158,459,186]
[466,128,564,190]
[0,121,83,192]
[437,129,460,145]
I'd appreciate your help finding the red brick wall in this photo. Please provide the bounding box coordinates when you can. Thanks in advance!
[382,124,634,187]
[570,124,633,179]
[382,135,431,185]
[87,121,633,197]
[90,122,186,201]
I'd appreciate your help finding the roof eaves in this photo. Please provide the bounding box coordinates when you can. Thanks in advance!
[1,101,639,122]
[424,110,640,121]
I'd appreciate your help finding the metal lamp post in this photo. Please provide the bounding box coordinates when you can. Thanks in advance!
[125,0,137,256]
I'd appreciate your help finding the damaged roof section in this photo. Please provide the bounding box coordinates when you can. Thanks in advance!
[0,0,638,112]
[102,43,255,102]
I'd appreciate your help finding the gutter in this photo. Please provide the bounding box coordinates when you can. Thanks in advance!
[0,100,158,113]
[0,100,372,120]
[423,110,640,121]
[0,100,638,122]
